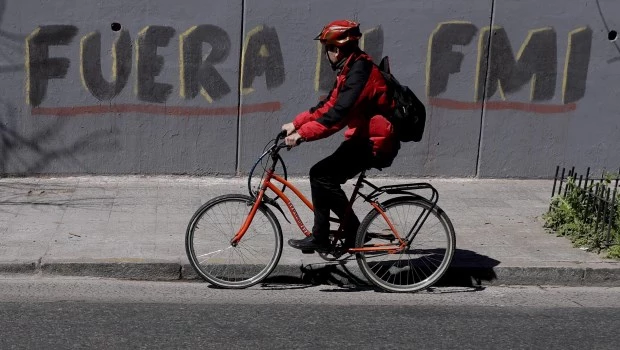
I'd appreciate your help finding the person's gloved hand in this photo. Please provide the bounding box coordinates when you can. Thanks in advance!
[285,132,303,147]
[281,123,296,136]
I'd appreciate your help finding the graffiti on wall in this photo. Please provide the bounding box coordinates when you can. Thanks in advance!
[426,22,592,113]
[294,22,594,115]
[18,20,595,116]
[1,1,120,175]
[313,22,593,114]
[25,24,285,117]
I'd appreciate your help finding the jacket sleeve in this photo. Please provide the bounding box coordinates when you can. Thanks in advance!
[292,86,335,129]
[297,59,373,141]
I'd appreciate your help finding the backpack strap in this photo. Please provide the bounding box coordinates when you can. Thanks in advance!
[378,56,390,73]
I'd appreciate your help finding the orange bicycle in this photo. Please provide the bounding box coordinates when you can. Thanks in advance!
[185,132,456,292]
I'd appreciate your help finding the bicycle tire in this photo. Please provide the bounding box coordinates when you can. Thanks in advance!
[355,196,455,293]
[185,194,283,288]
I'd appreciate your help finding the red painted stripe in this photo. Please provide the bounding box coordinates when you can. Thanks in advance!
[428,97,577,114]
[31,102,281,117]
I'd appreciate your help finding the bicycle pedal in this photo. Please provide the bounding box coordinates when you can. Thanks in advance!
[330,250,346,259]
[301,249,315,254]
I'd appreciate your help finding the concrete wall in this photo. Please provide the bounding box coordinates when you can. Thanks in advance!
[0,0,618,178]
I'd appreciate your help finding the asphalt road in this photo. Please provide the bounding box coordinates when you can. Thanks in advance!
[0,277,618,349]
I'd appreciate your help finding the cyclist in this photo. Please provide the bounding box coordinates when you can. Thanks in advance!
[282,20,399,253]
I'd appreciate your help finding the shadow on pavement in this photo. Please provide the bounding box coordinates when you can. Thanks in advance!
[269,249,501,292]
[435,249,501,288]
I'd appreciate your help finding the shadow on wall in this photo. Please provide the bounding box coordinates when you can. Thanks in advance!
[0,100,120,175]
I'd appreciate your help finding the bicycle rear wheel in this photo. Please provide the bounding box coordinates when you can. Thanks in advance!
[356,196,455,292]
[185,194,283,288]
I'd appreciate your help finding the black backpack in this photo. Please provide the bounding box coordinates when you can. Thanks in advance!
[376,56,426,143]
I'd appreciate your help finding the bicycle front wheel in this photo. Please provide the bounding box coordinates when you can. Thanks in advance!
[356,196,455,292]
[185,194,283,288]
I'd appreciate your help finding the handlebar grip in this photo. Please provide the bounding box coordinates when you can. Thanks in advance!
[276,138,305,150]
[278,130,288,139]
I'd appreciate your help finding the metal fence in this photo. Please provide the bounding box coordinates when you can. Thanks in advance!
[550,166,620,246]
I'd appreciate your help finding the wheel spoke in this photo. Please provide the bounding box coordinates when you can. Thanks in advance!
[357,197,455,292]
[185,195,282,288]
[197,246,233,264]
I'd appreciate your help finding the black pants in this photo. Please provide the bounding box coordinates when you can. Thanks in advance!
[309,138,374,242]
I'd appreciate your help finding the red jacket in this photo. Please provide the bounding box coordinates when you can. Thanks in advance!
[293,51,398,156]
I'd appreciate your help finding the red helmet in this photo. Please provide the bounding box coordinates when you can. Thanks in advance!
[314,20,362,47]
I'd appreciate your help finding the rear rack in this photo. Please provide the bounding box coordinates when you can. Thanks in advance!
[355,180,440,244]
[363,181,439,206]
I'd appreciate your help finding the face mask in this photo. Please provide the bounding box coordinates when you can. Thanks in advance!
[324,46,342,71]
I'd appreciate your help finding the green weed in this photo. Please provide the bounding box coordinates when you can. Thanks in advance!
[543,175,620,260]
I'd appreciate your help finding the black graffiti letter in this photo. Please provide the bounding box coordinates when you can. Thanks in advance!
[427,22,477,97]
[361,26,384,63]
[26,25,78,107]
[180,25,231,101]
[80,30,132,101]
[476,27,557,102]
[563,27,592,104]
[135,26,175,103]
[316,41,336,92]
[241,25,284,94]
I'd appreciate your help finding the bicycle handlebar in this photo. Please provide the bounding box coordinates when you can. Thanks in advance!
[275,131,305,151]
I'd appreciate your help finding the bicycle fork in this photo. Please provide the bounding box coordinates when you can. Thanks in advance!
[230,189,266,246]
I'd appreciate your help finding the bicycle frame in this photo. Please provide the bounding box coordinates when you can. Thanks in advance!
[230,167,407,254]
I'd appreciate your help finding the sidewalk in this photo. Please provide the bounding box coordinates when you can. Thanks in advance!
[0,175,618,287]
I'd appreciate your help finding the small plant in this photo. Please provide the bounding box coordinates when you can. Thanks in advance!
[543,174,620,260]
[612,202,620,259]
[608,245,620,259]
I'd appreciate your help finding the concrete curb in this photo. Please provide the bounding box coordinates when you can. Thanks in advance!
[41,262,183,281]
[2,261,619,287]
